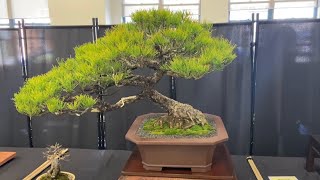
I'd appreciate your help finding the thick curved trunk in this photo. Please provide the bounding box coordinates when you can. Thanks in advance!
[146,89,208,129]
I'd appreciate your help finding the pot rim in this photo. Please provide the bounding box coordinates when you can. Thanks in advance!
[125,113,228,146]
[36,171,75,180]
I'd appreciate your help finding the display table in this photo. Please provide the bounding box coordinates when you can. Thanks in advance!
[0,147,319,180]
[0,147,131,180]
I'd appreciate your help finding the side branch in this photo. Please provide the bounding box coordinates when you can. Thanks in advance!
[92,92,144,112]
[106,95,141,111]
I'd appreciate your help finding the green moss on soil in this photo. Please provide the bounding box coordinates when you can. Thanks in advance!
[40,173,70,180]
[143,118,215,136]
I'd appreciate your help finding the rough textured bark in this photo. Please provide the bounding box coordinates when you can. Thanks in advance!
[146,89,208,129]
[47,158,60,178]
[86,70,208,129]
[100,70,208,128]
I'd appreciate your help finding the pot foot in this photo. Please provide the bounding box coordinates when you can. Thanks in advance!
[143,165,162,171]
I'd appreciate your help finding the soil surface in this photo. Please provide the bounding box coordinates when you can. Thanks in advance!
[136,114,217,139]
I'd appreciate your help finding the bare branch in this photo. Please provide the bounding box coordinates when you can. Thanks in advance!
[43,143,69,162]
[99,93,143,112]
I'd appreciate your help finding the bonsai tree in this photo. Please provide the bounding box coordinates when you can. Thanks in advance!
[42,143,70,180]
[14,10,236,132]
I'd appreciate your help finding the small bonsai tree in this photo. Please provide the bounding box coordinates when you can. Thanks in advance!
[42,143,70,180]
[14,10,236,132]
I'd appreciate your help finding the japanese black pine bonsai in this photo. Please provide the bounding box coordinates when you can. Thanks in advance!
[14,10,236,135]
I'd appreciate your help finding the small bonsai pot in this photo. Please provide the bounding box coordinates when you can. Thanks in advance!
[36,171,75,180]
[126,113,228,172]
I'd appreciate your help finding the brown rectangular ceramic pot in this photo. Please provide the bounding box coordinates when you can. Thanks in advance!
[125,113,228,173]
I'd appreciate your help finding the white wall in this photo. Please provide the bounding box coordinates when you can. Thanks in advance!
[48,0,106,25]
[11,0,49,18]
[107,0,122,25]
[201,0,229,23]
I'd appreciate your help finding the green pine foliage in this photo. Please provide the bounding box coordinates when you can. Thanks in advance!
[46,98,65,113]
[66,95,96,111]
[14,9,236,117]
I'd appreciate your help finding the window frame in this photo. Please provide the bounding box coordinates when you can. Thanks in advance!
[229,0,320,21]
[122,0,201,23]
[0,0,8,19]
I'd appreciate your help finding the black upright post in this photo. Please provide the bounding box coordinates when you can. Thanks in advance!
[18,20,33,148]
[249,13,259,156]
[97,17,106,149]
[92,18,106,149]
[92,18,100,149]
[169,77,176,100]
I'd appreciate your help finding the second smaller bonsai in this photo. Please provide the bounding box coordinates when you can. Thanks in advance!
[37,143,74,180]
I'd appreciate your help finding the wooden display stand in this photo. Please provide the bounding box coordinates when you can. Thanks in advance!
[306,135,320,172]
[120,144,237,180]
[0,152,16,166]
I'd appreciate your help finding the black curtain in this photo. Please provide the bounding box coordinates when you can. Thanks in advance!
[24,27,98,148]
[254,21,320,156]
[1,21,320,156]
[0,29,29,147]
[175,23,252,155]
[98,25,112,38]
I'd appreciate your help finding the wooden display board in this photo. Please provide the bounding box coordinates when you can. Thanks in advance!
[120,144,237,180]
[0,152,16,166]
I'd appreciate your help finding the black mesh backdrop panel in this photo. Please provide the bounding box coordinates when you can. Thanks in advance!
[98,26,112,38]
[0,29,29,147]
[26,27,93,77]
[175,24,252,155]
[25,27,98,148]
[254,21,320,156]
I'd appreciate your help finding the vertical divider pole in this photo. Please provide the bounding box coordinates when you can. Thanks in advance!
[18,19,33,148]
[249,13,259,156]
[92,18,106,149]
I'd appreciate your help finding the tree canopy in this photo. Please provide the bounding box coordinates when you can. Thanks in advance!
[14,9,236,118]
